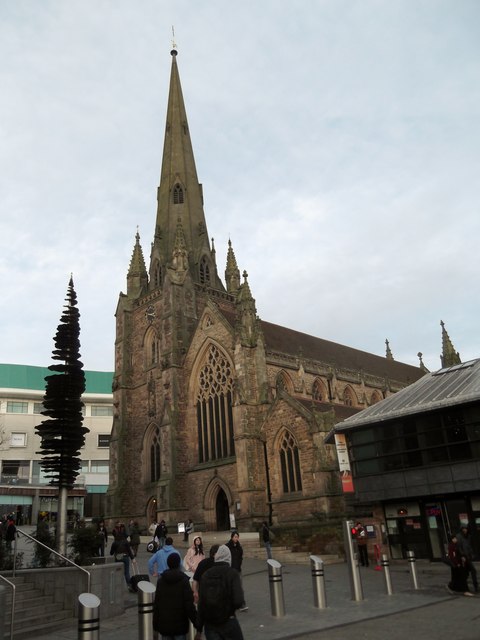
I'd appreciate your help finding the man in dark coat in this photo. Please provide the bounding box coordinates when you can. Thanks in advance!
[197,545,245,640]
[456,525,478,592]
[226,532,247,611]
[153,552,197,639]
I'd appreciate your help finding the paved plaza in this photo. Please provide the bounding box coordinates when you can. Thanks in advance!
[27,543,480,640]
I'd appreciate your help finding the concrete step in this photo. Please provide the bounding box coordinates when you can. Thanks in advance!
[3,610,73,639]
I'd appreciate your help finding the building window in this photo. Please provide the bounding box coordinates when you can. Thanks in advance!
[90,460,109,473]
[173,183,184,204]
[145,327,159,367]
[98,434,111,448]
[196,344,235,463]
[33,402,44,414]
[199,257,210,284]
[279,430,302,493]
[91,406,113,417]
[7,401,28,414]
[10,433,27,447]
[1,460,30,484]
[370,391,382,405]
[312,380,323,401]
[150,426,161,482]
[343,387,354,407]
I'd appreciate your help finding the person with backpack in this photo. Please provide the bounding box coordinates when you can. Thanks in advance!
[197,544,245,640]
[152,552,198,640]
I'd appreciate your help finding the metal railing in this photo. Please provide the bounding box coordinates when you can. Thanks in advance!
[0,574,16,640]
[2,527,92,639]
[13,528,91,591]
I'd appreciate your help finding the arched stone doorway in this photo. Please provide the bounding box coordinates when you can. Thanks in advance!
[215,488,230,531]
[146,496,157,524]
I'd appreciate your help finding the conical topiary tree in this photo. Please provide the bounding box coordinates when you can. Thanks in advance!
[35,276,89,555]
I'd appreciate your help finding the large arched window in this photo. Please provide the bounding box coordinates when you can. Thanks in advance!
[196,344,235,463]
[279,429,302,493]
[149,425,161,482]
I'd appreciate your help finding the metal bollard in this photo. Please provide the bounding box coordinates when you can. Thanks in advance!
[267,559,285,617]
[310,555,327,609]
[137,581,157,640]
[78,593,100,640]
[407,550,420,590]
[381,554,393,595]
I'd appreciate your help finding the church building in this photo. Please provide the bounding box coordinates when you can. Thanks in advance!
[106,49,424,531]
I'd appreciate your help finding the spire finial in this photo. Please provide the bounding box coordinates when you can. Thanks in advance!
[440,320,461,368]
[171,26,177,55]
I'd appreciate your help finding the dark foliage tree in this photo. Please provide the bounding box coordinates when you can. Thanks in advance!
[35,277,88,552]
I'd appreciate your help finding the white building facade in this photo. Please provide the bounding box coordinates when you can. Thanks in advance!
[0,364,113,523]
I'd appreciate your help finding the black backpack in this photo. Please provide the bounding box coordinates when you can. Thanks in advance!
[200,567,231,625]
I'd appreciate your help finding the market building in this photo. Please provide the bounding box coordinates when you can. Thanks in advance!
[326,332,480,561]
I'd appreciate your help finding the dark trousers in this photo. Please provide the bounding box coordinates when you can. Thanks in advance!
[465,559,478,591]
[358,544,369,566]
[205,617,244,640]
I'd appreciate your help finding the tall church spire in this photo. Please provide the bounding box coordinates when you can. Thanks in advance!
[225,239,241,293]
[149,49,224,292]
[440,320,461,368]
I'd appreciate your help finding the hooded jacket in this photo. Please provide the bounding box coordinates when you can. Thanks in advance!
[148,544,180,576]
[152,568,197,635]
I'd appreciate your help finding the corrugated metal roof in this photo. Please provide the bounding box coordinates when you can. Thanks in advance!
[0,363,113,395]
[330,358,480,434]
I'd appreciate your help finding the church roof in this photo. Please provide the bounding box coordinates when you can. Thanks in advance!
[261,320,422,385]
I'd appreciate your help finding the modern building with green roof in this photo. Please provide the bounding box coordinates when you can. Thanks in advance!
[0,363,114,523]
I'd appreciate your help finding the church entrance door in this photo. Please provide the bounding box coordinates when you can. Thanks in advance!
[215,488,230,531]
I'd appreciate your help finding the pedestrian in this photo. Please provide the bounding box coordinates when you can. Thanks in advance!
[184,518,194,543]
[5,517,16,552]
[226,531,248,611]
[129,520,141,557]
[149,536,181,578]
[261,521,273,559]
[192,544,219,604]
[153,552,199,640]
[155,520,168,549]
[355,522,369,567]
[197,544,245,640]
[184,535,205,573]
[96,520,108,557]
[446,534,473,596]
[111,525,136,590]
[456,525,478,593]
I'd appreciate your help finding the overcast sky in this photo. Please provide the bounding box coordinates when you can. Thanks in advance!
[1,0,479,374]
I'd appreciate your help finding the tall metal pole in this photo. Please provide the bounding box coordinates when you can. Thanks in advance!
[310,555,327,609]
[343,520,364,601]
[407,550,420,589]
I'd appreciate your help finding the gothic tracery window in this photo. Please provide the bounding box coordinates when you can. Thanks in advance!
[173,183,184,204]
[196,344,235,463]
[150,425,161,482]
[145,328,159,367]
[199,257,210,284]
[312,379,323,401]
[343,387,354,407]
[279,429,302,493]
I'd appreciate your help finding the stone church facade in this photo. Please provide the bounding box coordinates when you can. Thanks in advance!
[106,50,424,531]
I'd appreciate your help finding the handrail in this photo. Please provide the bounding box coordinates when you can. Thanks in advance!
[0,574,15,640]
[13,528,91,592]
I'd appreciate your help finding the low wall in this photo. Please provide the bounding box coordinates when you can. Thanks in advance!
[15,561,125,619]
